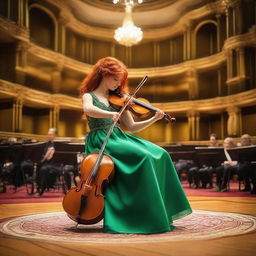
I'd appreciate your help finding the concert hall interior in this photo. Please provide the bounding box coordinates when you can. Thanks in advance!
[0,0,255,256]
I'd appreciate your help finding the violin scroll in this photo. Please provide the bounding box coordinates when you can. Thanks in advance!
[164,114,176,123]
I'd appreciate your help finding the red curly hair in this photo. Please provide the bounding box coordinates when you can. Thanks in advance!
[80,57,129,96]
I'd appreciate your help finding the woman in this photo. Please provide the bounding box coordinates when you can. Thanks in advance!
[81,57,192,234]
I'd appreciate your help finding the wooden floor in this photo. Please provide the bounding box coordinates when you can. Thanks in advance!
[0,196,256,256]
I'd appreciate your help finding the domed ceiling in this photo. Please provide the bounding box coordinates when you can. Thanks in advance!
[65,0,211,29]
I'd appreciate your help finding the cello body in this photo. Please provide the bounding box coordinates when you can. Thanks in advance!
[62,152,115,225]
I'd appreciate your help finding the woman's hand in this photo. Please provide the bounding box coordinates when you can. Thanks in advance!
[153,109,165,121]
[112,112,121,122]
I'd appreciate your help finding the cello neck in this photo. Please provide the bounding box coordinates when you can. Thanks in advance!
[87,121,116,182]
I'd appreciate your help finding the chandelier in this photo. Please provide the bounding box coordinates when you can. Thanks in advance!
[113,0,143,47]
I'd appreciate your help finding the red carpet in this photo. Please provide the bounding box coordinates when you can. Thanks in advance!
[0,186,63,204]
[0,182,255,204]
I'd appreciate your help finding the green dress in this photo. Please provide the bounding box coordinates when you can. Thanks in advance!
[84,92,192,234]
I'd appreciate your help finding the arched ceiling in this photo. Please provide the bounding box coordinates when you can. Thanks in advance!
[65,0,211,29]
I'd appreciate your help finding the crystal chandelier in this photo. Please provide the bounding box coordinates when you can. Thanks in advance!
[113,0,143,47]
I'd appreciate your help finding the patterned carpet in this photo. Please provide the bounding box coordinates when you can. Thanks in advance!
[1,210,256,244]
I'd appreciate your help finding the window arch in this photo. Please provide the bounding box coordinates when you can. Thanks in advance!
[195,21,218,58]
[29,5,56,50]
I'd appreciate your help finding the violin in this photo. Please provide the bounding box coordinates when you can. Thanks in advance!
[109,89,176,123]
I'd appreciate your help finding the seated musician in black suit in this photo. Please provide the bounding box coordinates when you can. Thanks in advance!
[189,134,220,189]
[63,152,83,190]
[36,128,59,196]
[215,137,245,192]
[1,159,15,192]
[237,134,256,194]
[209,133,220,148]
[200,134,220,189]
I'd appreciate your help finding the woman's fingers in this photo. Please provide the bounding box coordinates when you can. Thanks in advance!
[154,110,165,120]
[112,112,121,122]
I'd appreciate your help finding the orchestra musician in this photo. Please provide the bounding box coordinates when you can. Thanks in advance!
[36,128,59,196]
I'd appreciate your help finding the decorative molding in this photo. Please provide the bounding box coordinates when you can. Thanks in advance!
[0,17,29,42]
[226,76,247,86]
[128,51,226,78]
[153,89,256,114]
[27,43,91,74]
[1,79,255,115]
[1,13,255,79]
[0,131,82,142]
[40,0,224,42]
[223,26,256,51]
[80,0,177,12]
[0,79,81,110]
[22,41,227,78]
[1,130,255,145]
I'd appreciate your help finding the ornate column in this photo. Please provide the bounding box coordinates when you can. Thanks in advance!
[226,50,233,80]
[227,106,241,136]
[69,32,76,58]
[237,47,245,78]
[85,39,93,64]
[220,113,225,139]
[183,26,187,61]
[18,0,24,26]
[17,0,28,27]
[232,6,236,36]
[153,42,160,67]
[24,0,29,28]
[186,22,193,60]
[12,98,23,132]
[125,47,132,67]
[15,42,28,85]
[187,111,200,141]
[59,23,66,55]
[216,14,221,52]
[222,0,230,38]
[49,105,59,131]
[170,40,174,64]
[236,1,243,35]
[187,68,199,100]
[80,39,86,61]
[59,11,70,54]
[217,68,222,96]
[196,112,200,140]
[165,122,172,143]
[182,22,193,61]
[110,43,115,57]
[52,63,63,93]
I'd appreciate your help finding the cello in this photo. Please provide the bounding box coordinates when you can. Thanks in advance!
[62,76,149,225]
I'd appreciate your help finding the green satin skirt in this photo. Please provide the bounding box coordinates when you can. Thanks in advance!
[84,127,192,234]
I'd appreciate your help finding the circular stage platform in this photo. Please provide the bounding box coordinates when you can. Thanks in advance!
[1,210,256,244]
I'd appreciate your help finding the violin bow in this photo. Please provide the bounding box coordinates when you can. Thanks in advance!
[88,76,148,180]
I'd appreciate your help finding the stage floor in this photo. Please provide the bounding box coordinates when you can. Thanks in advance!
[0,196,256,256]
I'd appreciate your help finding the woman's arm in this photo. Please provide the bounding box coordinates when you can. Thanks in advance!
[83,93,120,121]
[120,109,164,133]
